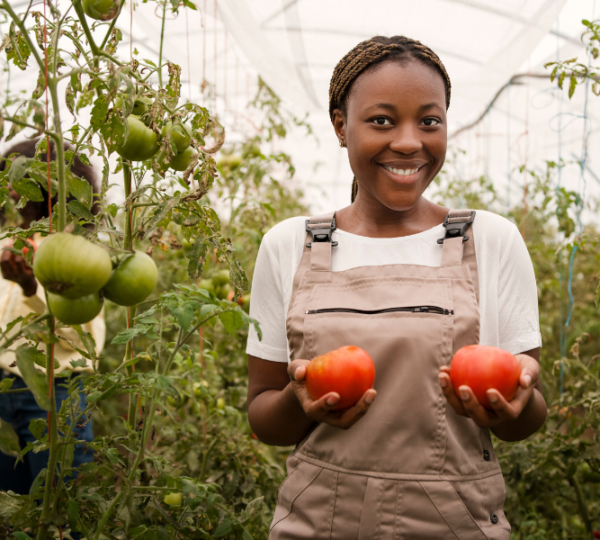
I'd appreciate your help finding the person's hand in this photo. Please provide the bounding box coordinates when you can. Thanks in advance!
[0,248,37,297]
[288,359,377,430]
[438,354,540,429]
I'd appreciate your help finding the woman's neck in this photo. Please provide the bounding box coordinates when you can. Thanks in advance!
[335,196,448,238]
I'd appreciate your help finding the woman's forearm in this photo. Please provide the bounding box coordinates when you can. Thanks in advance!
[248,383,316,446]
[491,388,547,442]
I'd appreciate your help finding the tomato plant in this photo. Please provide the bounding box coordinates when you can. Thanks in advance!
[306,345,375,411]
[103,251,158,306]
[450,345,521,409]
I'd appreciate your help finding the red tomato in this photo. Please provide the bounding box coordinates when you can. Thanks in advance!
[450,345,522,410]
[305,345,375,411]
[593,532,600,539]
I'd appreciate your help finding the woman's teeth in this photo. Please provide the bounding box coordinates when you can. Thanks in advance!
[382,164,421,176]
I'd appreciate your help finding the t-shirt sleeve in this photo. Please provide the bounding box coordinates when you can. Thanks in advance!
[497,226,542,355]
[245,236,290,363]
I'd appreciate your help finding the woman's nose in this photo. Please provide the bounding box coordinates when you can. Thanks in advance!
[389,125,422,155]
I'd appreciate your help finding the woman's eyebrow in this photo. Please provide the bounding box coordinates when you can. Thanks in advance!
[419,102,443,112]
[364,103,396,112]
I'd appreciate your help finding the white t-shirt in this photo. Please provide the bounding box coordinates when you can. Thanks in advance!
[246,210,541,363]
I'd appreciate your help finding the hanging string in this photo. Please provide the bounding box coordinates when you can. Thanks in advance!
[214,0,218,113]
[506,81,511,209]
[185,3,191,100]
[202,0,206,93]
[130,0,133,61]
[224,29,228,109]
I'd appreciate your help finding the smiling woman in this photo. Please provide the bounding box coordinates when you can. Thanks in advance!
[246,35,545,540]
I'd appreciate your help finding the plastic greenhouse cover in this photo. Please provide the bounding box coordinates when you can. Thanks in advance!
[0,0,598,216]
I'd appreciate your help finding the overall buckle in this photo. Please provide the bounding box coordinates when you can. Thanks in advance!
[437,211,476,244]
[306,217,338,248]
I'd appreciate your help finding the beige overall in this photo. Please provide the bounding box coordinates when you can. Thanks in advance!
[270,210,511,539]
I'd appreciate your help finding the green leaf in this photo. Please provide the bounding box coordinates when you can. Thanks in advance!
[70,358,87,368]
[100,108,126,153]
[214,519,232,537]
[11,533,33,540]
[0,378,13,392]
[90,95,109,131]
[28,418,47,440]
[171,301,196,331]
[16,346,50,411]
[67,171,92,205]
[67,499,79,531]
[218,310,244,336]
[568,74,577,99]
[12,177,44,203]
[7,155,30,184]
[68,200,94,221]
[0,420,20,457]
[111,325,147,345]
[29,467,46,498]
[186,236,208,279]
[107,203,119,217]
[143,195,181,239]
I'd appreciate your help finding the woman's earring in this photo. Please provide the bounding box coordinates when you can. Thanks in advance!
[339,139,345,148]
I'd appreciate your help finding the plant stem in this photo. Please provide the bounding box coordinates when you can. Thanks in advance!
[158,1,167,88]
[71,0,100,56]
[36,317,58,540]
[569,475,594,538]
[99,0,126,50]
[123,162,133,251]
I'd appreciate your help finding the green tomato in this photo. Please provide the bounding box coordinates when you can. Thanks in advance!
[132,96,153,116]
[241,292,251,311]
[212,269,230,287]
[103,252,158,306]
[162,121,192,153]
[82,0,119,20]
[168,147,197,172]
[163,492,182,506]
[33,233,112,299]
[215,283,231,300]
[116,116,159,162]
[48,291,103,325]
[198,278,215,295]
[216,397,225,410]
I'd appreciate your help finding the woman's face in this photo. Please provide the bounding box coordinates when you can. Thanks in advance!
[333,60,447,212]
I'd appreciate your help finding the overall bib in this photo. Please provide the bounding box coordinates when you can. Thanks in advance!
[270,210,511,540]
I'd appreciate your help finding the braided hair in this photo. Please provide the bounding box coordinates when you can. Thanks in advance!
[328,36,451,202]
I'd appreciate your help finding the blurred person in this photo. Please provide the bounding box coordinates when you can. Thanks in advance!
[0,138,105,494]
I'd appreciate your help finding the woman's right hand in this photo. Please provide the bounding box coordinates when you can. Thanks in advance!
[287,359,377,430]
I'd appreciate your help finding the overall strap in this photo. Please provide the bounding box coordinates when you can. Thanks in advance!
[305,212,337,272]
[438,210,479,302]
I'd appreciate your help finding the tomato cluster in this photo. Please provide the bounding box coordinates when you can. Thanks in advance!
[33,233,158,325]
[113,97,197,172]
[197,269,249,308]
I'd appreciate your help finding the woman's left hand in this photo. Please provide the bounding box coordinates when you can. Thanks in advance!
[438,354,540,429]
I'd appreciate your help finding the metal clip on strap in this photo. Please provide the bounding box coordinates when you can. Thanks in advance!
[306,217,338,248]
[437,211,476,245]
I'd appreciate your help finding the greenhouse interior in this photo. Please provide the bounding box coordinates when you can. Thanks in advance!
[0,0,599,538]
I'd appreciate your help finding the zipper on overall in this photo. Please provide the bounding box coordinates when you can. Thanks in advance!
[305,306,454,315]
